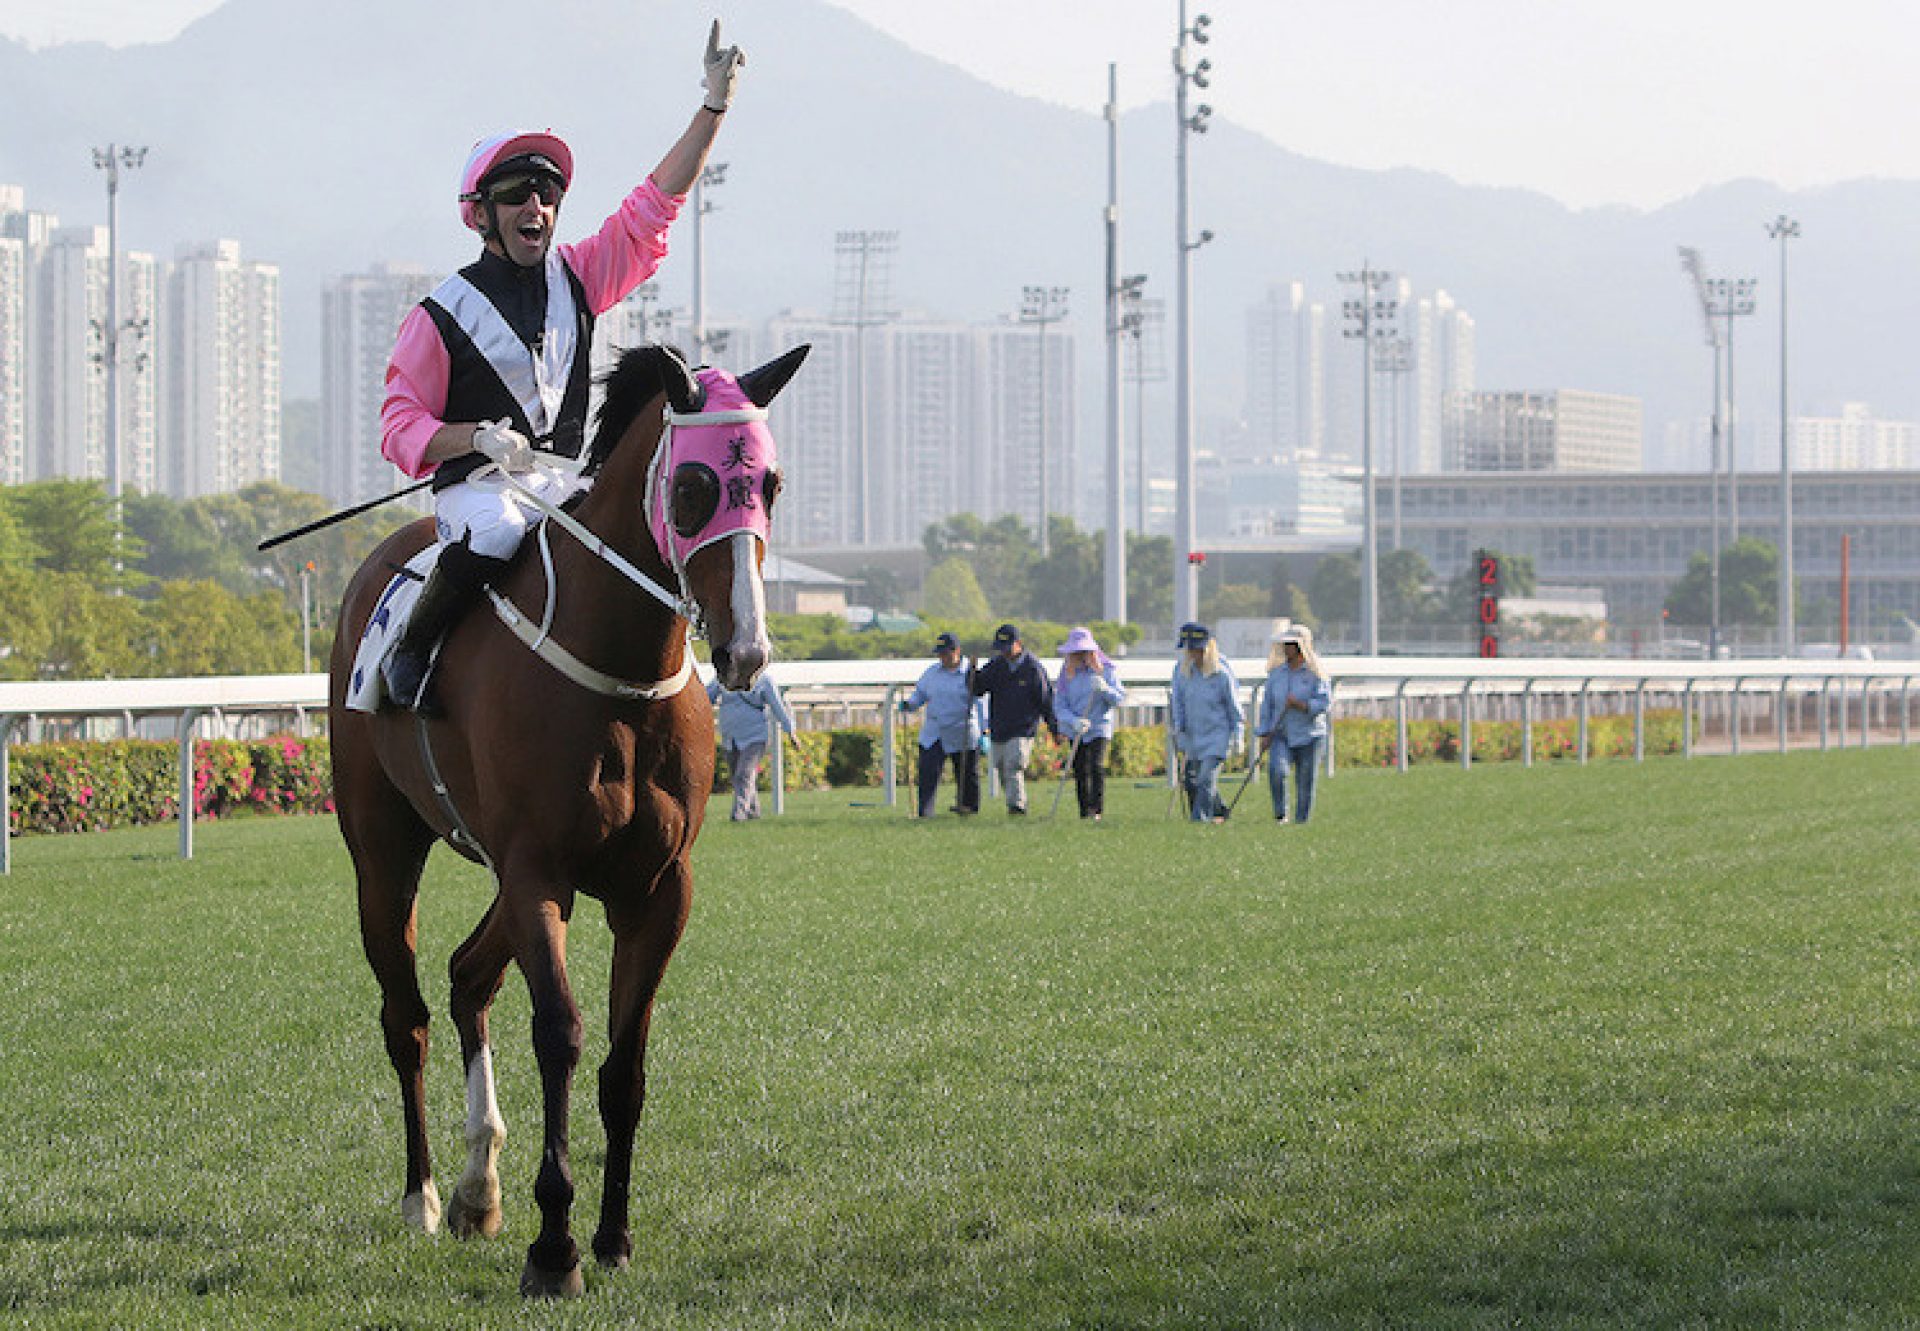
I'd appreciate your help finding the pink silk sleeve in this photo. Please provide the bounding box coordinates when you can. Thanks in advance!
[560,176,686,316]
[380,306,451,479]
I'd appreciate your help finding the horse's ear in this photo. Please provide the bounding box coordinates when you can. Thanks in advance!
[658,343,704,414]
[736,344,811,408]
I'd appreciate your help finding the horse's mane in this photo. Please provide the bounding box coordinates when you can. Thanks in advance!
[583,343,692,476]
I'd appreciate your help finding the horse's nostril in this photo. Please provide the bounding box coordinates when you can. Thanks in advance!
[712,646,732,679]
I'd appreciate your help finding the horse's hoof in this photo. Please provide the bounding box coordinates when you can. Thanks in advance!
[593,1230,632,1271]
[447,1186,504,1240]
[402,1182,442,1236]
[520,1256,586,1299]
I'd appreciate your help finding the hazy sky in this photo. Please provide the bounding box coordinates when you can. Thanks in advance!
[4,0,1917,210]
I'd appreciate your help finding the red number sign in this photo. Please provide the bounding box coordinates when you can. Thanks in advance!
[1474,550,1500,658]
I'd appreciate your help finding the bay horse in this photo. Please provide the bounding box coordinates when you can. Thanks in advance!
[327,342,808,1297]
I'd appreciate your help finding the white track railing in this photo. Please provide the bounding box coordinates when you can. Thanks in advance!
[3,657,1912,872]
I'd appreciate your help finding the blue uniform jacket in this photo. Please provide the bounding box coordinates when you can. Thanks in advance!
[1052,663,1126,741]
[1169,662,1244,762]
[706,675,796,751]
[1255,665,1331,748]
[903,662,986,753]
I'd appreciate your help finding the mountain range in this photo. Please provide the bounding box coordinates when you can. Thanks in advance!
[3,0,1916,469]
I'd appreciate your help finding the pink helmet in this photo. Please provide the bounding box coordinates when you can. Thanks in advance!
[457,130,574,231]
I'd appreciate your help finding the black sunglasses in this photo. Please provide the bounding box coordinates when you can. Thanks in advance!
[483,173,564,206]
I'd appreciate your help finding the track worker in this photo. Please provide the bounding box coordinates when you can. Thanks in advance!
[899,631,986,818]
[1051,626,1126,821]
[1169,621,1243,823]
[1254,624,1331,824]
[707,670,796,822]
[970,623,1058,816]
[378,22,746,711]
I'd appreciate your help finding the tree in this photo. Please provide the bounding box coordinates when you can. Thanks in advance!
[1443,548,1537,624]
[3,478,144,589]
[1028,515,1102,623]
[1309,551,1359,627]
[1664,536,1778,626]
[921,557,991,620]
[851,564,904,612]
[1126,532,1173,626]
[1202,583,1273,622]
[1379,547,1438,625]
[137,581,302,676]
[923,512,1036,617]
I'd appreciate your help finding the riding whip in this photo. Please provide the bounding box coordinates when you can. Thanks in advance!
[256,479,434,551]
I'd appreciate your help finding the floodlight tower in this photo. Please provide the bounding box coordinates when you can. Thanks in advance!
[690,162,727,363]
[1019,284,1070,558]
[1172,2,1215,629]
[1678,246,1724,658]
[831,230,899,545]
[1704,274,1757,541]
[1102,62,1131,624]
[91,143,146,501]
[1374,335,1413,549]
[1766,214,1801,654]
[1339,262,1397,655]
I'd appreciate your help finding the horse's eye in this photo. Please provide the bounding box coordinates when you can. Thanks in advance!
[671,463,720,539]
[762,468,784,511]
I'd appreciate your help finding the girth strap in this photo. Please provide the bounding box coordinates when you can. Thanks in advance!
[414,714,495,870]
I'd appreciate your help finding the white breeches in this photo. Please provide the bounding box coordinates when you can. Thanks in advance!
[435,467,588,561]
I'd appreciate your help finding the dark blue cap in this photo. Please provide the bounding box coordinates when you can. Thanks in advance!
[1177,622,1210,648]
[934,631,959,652]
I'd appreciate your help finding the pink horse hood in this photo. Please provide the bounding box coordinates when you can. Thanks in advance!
[648,368,778,568]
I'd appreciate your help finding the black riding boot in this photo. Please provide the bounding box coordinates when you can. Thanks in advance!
[383,542,510,715]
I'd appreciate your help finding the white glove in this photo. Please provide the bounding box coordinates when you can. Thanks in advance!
[702,20,745,111]
[473,419,534,472]
[1073,718,1090,738]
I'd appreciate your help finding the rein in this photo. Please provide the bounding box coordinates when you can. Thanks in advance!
[468,395,770,702]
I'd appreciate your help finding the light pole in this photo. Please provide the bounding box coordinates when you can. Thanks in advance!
[1172,2,1214,629]
[301,560,314,673]
[1102,63,1130,624]
[1374,335,1412,550]
[1122,289,1163,535]
[1704,274,1757,541]
[1767,214,1800,655]
[91,143,146,502]
[1340,262,1397,655]
[690,162,727,363]
[1019,285,1070,558]
[1679,246,1724,659]
[831,230,898,545]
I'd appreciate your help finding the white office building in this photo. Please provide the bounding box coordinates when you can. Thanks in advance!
[1459,389,1643,472]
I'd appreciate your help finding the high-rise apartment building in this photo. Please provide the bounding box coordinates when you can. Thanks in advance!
[1458,389,1642,472]
[0,187,27,486]
[34,224,160,493]
[1244,282,1326,460]
[320,263,439,506]
[164,240,279,498]
[1791,403,1918,471]
[1402,286,1475,472]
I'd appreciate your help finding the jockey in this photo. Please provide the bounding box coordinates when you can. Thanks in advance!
[379,22,746,712]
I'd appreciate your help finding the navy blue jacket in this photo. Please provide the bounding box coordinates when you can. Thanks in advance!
[971,650,1057,742]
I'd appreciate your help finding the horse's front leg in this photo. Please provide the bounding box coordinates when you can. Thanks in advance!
[448,897,515,1240]
[509,889,587,1298]
[593,859,693,1270]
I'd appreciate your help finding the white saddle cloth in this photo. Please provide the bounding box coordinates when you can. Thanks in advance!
[345,545,443,713]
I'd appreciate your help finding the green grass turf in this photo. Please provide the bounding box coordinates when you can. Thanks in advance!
[0,747,1916,1328]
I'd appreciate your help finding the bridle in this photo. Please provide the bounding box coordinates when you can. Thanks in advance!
[470,384,775,701]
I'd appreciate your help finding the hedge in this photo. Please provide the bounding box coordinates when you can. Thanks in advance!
[7,737,334,837]
[8,712,1689,835]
